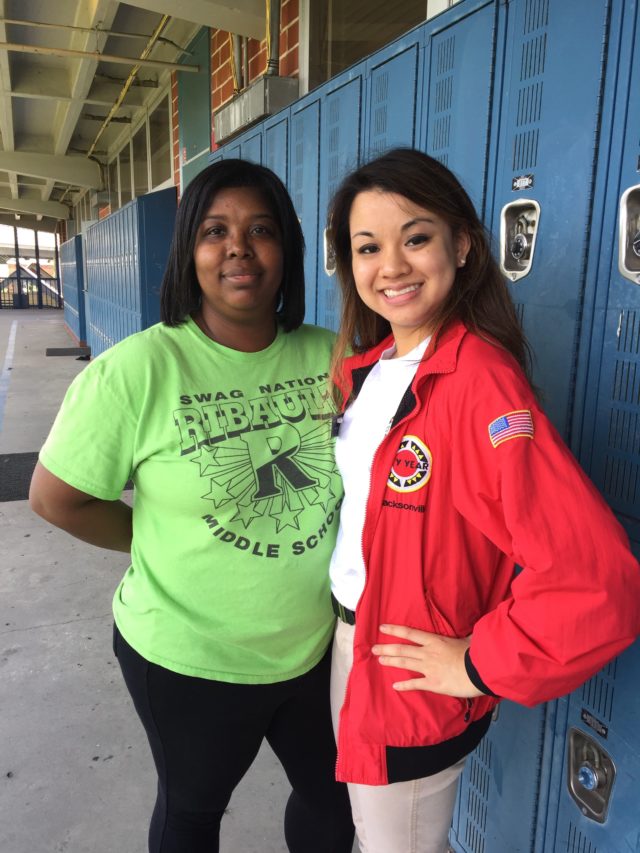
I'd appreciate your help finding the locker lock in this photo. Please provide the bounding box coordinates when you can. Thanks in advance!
[500,199,540,282]
[577,761,604,791]
[510,232,529,261]
[619,184,640,283]
[567,727,615,823]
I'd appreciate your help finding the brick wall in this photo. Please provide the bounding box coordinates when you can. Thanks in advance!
[210,0,300,149]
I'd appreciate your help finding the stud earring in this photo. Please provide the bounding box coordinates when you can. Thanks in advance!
[459,257,467,267]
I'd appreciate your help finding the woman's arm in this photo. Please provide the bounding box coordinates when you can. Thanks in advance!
[29,461,132,553]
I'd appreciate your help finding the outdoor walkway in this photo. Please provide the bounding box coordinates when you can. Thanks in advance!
[0,310,294,852]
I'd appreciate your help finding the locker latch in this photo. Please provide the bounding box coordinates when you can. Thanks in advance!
[619,183,640,283]
[499,199,541,282]
[567,727,616,823]
[323,228,336,276]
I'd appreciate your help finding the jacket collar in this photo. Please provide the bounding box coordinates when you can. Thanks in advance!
[341,320,468,403]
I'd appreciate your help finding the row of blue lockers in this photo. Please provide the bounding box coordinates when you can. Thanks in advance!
[59,0,640,848]
[60,186,177,357]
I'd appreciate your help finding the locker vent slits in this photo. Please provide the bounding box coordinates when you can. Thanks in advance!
[523,0,549,35]
[431,36,455,165]
[436,35,455,74]
[372,73,389,145]
[512,128,540,171]
[607,408,640,455]
[517,81,543,126]
[567,821,597,853]
[612,359,640,405]
[520,33,547,80]
[616,310,640,354]
[603,453,638,508]
[581,660,616,721]
[463,736,491,853]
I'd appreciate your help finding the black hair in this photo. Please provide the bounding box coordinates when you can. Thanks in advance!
[160,159,305,331]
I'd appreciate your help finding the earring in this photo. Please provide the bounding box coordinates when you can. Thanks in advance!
[458,257,467,267]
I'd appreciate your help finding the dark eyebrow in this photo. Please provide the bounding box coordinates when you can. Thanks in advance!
[201,212,275,224]
[351,216,435,240]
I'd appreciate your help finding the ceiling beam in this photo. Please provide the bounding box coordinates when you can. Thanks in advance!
[125,0,265,40]
[0,42,200,72]
[0,152,102,189]
[0,0,17,198]
[0,196,70,219]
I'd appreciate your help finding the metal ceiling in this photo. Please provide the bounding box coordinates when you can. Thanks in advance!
[0,0,265,232]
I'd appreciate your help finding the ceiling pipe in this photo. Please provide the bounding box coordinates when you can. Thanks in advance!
[86,14,172,159]
[0,41,199,72]
[265,0,280,76]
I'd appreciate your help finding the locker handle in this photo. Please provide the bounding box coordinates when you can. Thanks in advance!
[618,183,640,283]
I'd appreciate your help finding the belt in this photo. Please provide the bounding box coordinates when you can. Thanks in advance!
[331,592,356,625]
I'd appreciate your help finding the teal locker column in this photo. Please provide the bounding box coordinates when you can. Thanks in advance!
[315,72,363,331]
[289,95,320,324]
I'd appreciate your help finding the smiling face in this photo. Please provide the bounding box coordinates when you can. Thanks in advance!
[349,190,470,356]
[193,185,284,349]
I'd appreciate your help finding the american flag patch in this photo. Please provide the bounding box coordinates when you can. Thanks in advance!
[488,409,534,448]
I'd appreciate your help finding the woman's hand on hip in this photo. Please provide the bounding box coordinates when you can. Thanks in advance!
[371,625,484,698]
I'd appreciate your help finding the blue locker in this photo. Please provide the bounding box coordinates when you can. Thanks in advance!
[264,111,290,184]
[60,235,86,345]
[315,69,364,331]
[84,187,176,357]
[421,0,500,215]
[362,26,425,159]
[240,127,262,164]
[289,93,321,323]
[487,0,612,438]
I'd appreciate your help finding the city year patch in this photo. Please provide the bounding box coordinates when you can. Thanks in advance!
[388,435,432,493]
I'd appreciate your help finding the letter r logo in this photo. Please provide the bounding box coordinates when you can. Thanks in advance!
[241,424,318,500]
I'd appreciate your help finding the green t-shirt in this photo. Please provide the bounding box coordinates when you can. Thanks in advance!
[40,318,343,683]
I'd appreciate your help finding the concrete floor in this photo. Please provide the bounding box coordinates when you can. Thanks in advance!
[0,311,302,853]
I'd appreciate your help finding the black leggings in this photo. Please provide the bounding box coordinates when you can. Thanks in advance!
[114,627,354,853]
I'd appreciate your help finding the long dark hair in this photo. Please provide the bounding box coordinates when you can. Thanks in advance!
[327,148,531,380]
[161,159,305,331]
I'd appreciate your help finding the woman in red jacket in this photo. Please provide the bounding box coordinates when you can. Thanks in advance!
[326,148,640,853]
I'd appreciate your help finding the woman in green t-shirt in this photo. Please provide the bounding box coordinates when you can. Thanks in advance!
[30,160,353,853]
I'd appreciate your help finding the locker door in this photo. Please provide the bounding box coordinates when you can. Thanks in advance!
[421,0,499,215]
[547,2,640,849]
[363,29,425,158]
[264,111,290,184]
[240,128,262,164]
[289,95,321,323]
[488,0,611,437]
[316,72,363,331]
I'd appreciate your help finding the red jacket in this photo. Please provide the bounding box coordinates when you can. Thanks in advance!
[334,321,640,785]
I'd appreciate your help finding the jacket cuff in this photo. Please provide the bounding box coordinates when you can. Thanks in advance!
[464,648,500,697]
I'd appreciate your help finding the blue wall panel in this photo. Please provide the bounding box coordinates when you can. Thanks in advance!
[60,236,86,345]
[84,187,176,357]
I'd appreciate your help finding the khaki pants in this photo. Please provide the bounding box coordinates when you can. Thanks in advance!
[330,619,464,853]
